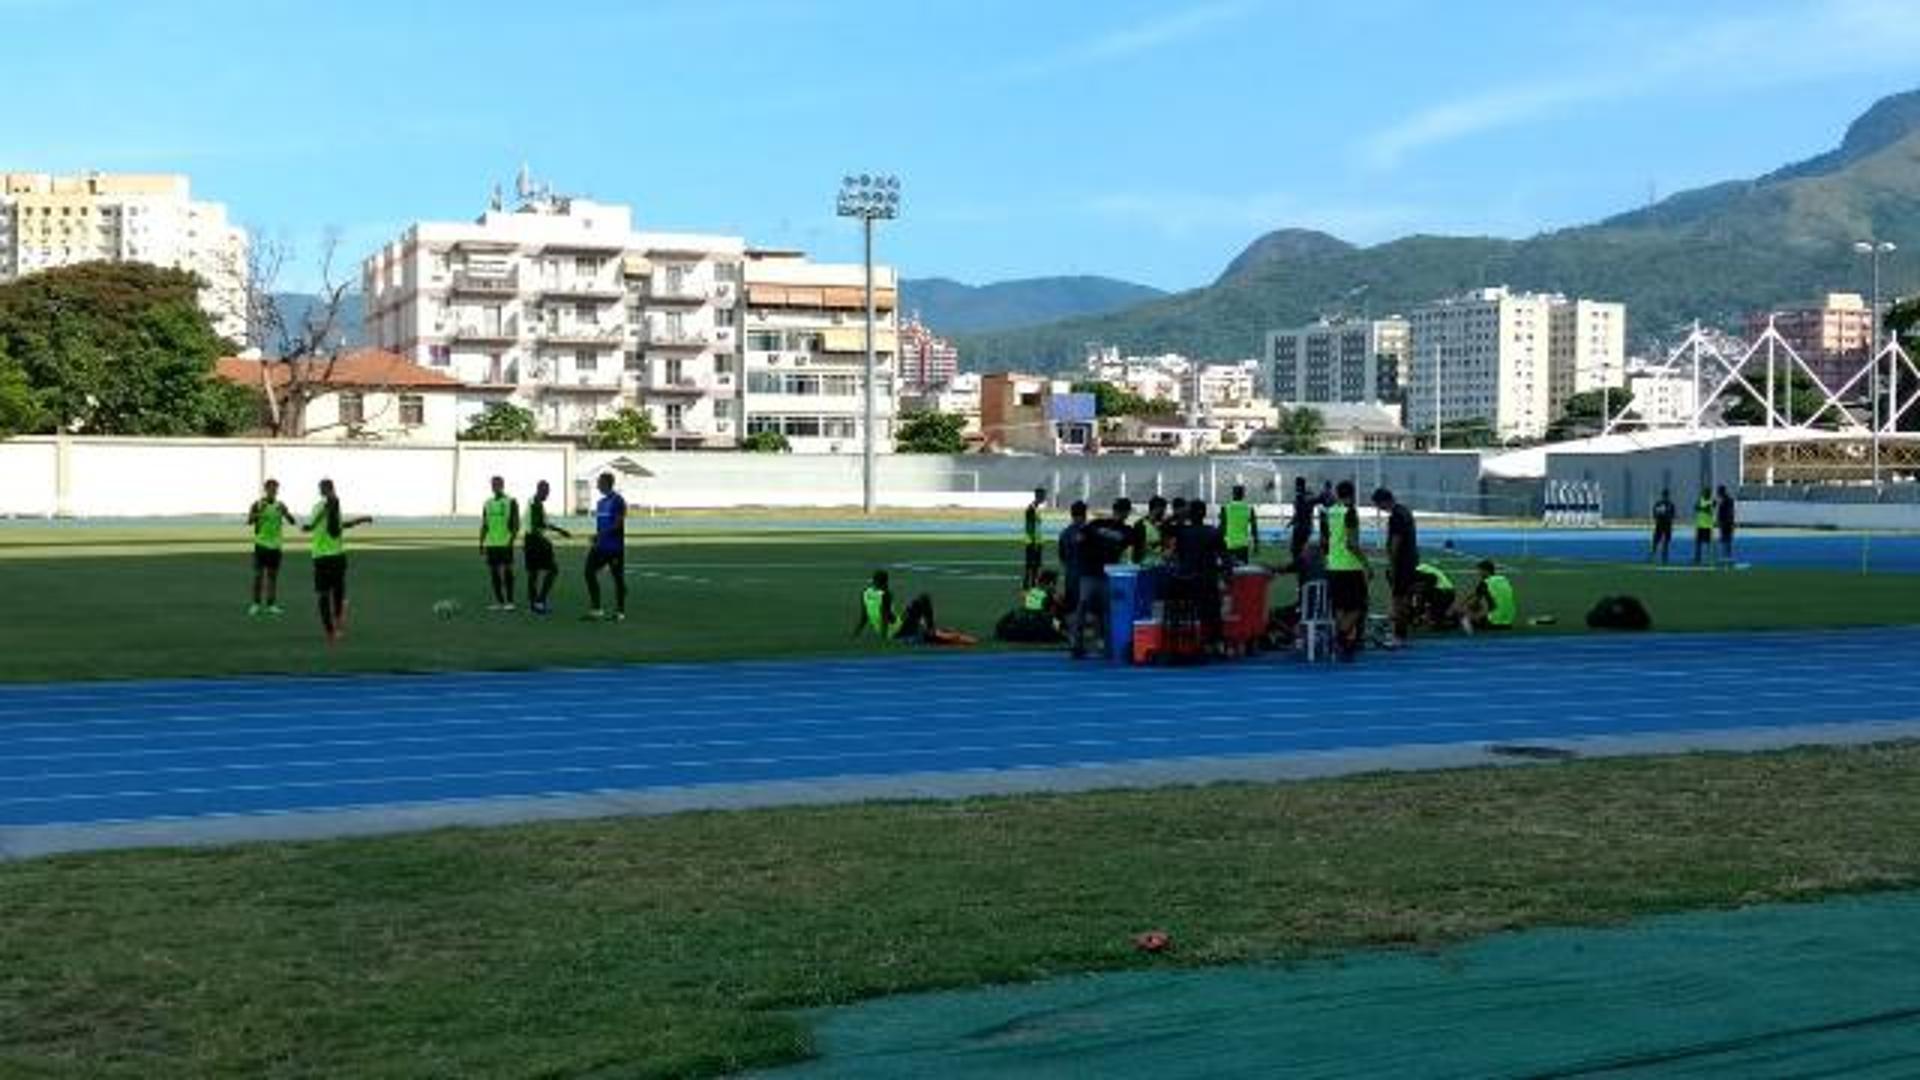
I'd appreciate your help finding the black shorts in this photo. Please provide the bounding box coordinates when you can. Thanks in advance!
[253,545,283,571]
[1695,527,1713,544]
[585,548,624,575]
[1653,521,1673,541]
[485,546,514,568]
[312,554,346,592]
[1328,569,1368,614]
[1389,563,1418,598]
[524,537,556,573]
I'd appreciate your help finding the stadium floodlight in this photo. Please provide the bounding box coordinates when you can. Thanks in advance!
[836,173,903,514]
[1855,240,1898,488]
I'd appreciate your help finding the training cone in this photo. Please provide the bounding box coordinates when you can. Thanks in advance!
[1133,929,1171,954]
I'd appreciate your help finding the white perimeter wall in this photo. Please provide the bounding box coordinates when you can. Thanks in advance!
[0,438,572,518]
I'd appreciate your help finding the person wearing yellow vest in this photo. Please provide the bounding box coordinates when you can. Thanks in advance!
[1139,495,1169,567]
[856,570,975,645]
[246,478,296,617]
[1411,560,1457,628]
[479,475,522,612]
[1218,485,1259,565]
[1692,486,1715,566]
[1460,559,1516,633]
[994,569,1065,643]
[1022,487,1048,589]
[1320,480,1370,660]
[301,478,372,644]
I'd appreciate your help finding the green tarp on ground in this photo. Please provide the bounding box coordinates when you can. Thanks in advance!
[765,892,1920,1078]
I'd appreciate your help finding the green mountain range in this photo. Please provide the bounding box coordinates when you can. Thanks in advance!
[955,88,1920,373]
[899,275,1164,334]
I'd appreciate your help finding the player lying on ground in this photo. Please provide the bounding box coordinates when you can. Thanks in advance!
[856,571,975,646]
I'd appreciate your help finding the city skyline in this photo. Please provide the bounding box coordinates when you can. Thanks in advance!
[1,0,1916,291]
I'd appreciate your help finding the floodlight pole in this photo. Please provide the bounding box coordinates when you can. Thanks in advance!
[1856,240,1896,490]
[862,214,876,514]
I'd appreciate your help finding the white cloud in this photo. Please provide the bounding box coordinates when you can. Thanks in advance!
[992,1,1259,82]
[1359,0,1920,170]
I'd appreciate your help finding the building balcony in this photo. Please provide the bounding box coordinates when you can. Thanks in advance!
[637,374,712,396]
[446,270,519,296]
[537,377,624,396]
[538,279,626,300]
[538,325,627,347]
[450,322,519,345]
[637,324,716,349]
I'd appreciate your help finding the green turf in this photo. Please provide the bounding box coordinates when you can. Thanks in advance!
[2,523,1918,681]
[3,742,1917,1077]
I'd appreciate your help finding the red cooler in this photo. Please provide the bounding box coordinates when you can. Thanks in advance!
[1221,566,1274,655]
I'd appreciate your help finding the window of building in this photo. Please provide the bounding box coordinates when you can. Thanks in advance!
[399,394,425,426]
[575,256,600,277]
[339,392,366,426]
[664,403,684,430]
[666,358,684,383]
[429,345,451,367]
[575,302,594,321]
[748,331,782,352]
[624,351,645,373]
[576,350,598,372]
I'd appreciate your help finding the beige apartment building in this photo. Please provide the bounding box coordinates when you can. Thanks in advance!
[0,171,249,342]
[1407,287,1625,442]
[742,250,898,454]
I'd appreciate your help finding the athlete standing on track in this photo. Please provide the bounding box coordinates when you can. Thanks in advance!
[246,478,295,617]
[1650,488,1675,565]
[301,478,372,644]
[480,475,521,611]
[524,479,571,616]
[1022,487,1047,588]
[583,472,628,622]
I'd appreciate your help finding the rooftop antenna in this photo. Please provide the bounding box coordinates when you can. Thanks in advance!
[515,162,534,201]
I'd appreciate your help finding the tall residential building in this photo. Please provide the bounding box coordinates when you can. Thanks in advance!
[361,187,748,446]
[0,171,249,342]
[897,315,959,392]
[742,250,899,453]
[1745,292,1873,393]
[1406,288,1625,442]
[1265,317,1407,407]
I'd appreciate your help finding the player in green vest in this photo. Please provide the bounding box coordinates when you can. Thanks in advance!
[1461,559,1516,632]
[994,569,1065,643]
[1139,495,1169,567]
[854,570,966,644]
[480,475,522,611]
[1219,485,1258,565]
[246,478,295,617]
[1022,487,1047,588]
[1412,560,1457,628]
[1692,487,1715,565]
[1321,480,1370,659]
[301,478,372,644]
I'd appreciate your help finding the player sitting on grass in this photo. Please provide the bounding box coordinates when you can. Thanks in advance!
[480,475,521,612]
[1457,559,1516,633]
[995,568,1065,643]
[1411,561,1458,628]
[856,571,975,646]
[301,478,372,644]
[246,478,295,616]
[524,480,571,616]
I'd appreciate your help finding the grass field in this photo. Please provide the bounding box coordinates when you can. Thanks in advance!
[3,521,1919,682]
[3,742,1918,1077]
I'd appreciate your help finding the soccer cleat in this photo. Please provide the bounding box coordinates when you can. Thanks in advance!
[612,611,627,622]
[502,603,516,612]
[267,604,285,616]
[247,603,262,616]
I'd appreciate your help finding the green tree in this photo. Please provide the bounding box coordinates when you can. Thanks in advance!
[1720,372,1832,428]
[1070,380,1176,418]
[1546,387,1635,440]
[894,410,968,453]
[740,430,791,453]
[1274,406,1326,454]
[0,262,243,435]
[462,402,540,442]
[1436,417,1499,448]
[587,406,655,450]
[0,348,42,438]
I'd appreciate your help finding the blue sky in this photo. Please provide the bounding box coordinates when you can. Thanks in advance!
[3,0,1916,292]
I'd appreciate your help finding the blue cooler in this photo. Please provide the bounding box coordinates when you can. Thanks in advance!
[1105,565,1168,661]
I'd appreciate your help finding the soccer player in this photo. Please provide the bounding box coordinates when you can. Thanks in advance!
[1716,484,1737,565]
[1057,500,1088,613]
[1372,487,1417,648]
[301,478,372,644]
[1288,477,1316,564]
[1068,501,1135,659]
[1650,488,1676,565]
[1022,487,1047,588]
[1411,560,1457,629]
[1692,486,1715,565]
[479,475,521,611]
[1168,499,1228,650]
[1219,484,1259,565]
[856,570,974,645]
[246,478,295,616]
[583,472,628,622]
[1140,495,1170,567]
[524,479,572,615]
[1459,559,1517,633]
[1321,480,1369,661]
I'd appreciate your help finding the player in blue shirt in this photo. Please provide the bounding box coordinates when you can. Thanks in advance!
[583,472,628,622]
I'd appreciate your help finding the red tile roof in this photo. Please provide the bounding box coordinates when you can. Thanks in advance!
[215,350,461,391]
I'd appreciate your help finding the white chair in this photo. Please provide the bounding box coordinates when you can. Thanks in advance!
[1298,579,1334,663]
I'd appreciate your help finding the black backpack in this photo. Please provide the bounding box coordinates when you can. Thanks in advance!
[1586,595,1652,632]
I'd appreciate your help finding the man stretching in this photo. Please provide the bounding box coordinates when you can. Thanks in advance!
[301,478,372,644]
[480,475,521,611]
[583,472,628,622]
[246,478,295,616]
[524,479,572,615]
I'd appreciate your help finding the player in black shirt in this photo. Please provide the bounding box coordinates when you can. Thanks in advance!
[1373,487,1418,648]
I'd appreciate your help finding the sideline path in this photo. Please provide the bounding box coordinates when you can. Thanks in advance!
[5,627,1920,858]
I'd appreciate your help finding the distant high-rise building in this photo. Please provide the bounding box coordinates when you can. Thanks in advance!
[1406,288,1625,442]
[1746,292,1873,393]
[896,315,959,392]
[1265,317,1407,407]
[0,172,249,343]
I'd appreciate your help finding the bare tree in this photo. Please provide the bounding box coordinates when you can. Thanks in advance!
[241,229,361,437]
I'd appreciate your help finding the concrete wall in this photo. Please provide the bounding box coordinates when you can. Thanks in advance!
[1740,500,1920,530]
[1546,437,1743,520]
[0,437,572,518]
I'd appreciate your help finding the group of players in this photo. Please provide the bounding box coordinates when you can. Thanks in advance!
[244,473,637,641]
[996,478,1516,662]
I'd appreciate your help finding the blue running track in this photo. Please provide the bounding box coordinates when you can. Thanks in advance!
[4,627,1919,832]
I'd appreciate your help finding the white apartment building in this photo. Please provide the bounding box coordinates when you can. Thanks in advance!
[1625,371,1698,428]
[1407,288,1625,442]
[361,187,747,446]
[1083,347,1263,410]
[0,172,249,342]
[1265,317,1408,407]
[742,250,898,454]
[905,371,982,436]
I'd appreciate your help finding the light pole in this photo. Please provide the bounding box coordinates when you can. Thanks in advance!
[837,173,901,514]
[1430,320,1447,451]
[1854,239,1897,488]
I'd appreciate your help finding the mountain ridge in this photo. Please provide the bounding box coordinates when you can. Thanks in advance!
[899,275,1165,334]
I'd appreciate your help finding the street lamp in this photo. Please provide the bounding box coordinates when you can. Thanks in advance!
[837,173,901,514]
[1854,239,1897,488]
